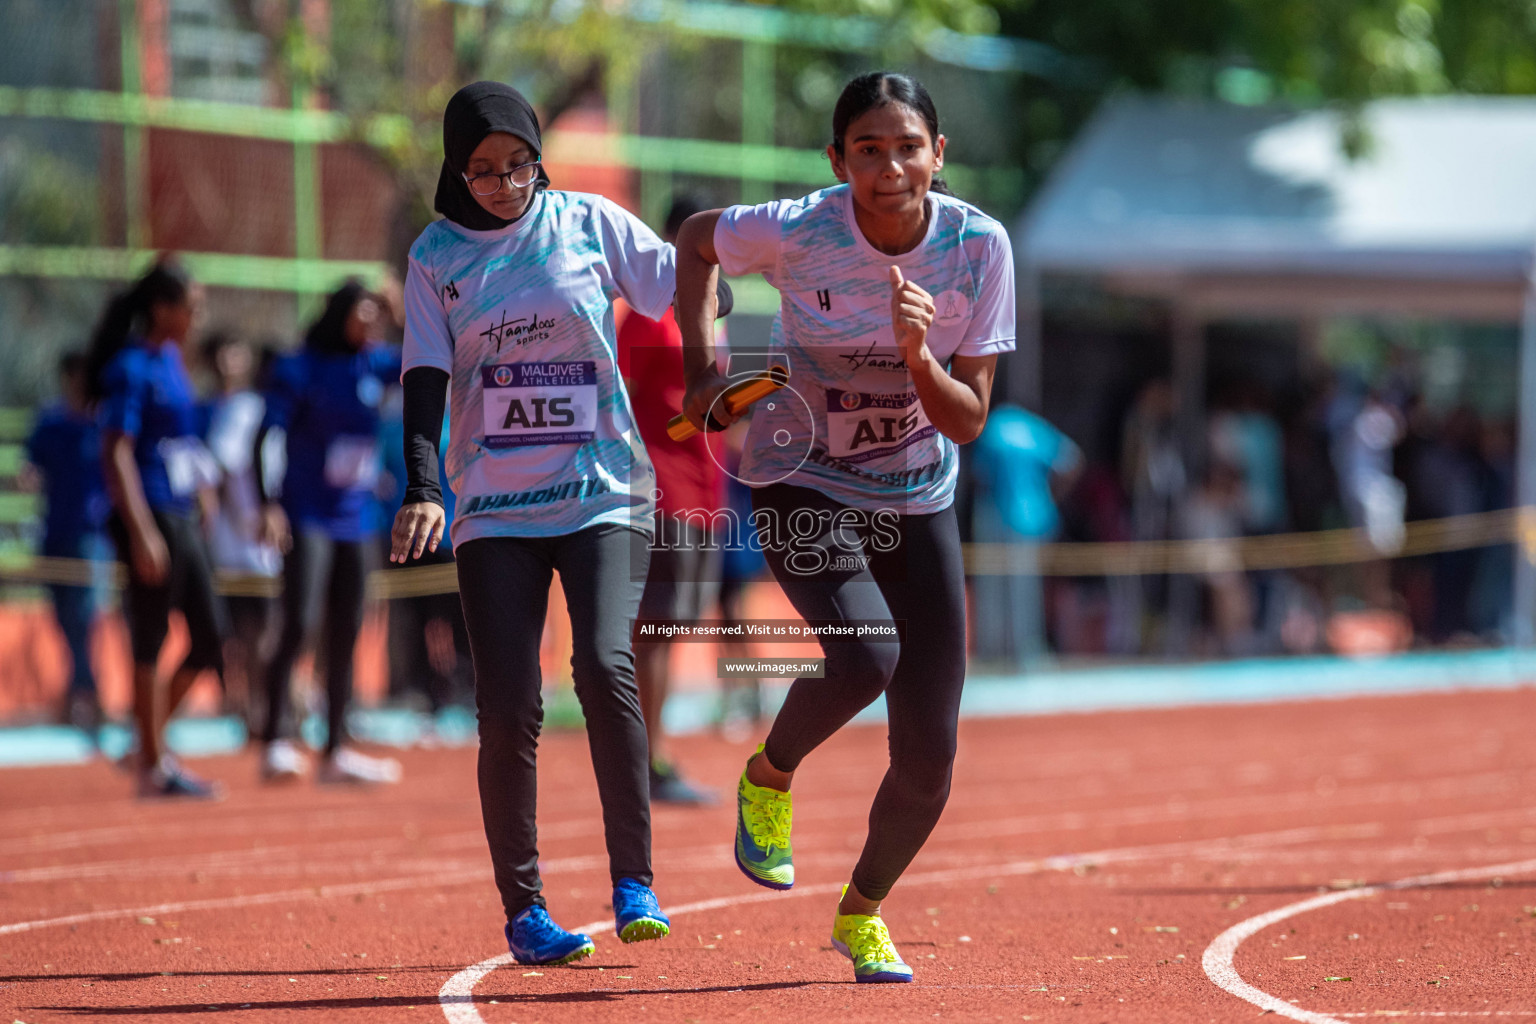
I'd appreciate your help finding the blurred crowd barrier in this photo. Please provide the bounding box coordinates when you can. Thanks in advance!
[3,505,1528,591]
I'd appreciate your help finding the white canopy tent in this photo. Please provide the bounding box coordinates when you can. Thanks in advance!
[1014,95,1536,642]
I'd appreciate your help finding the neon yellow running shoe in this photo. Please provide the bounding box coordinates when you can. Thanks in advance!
[734,745,794,889]
[831,886,914,983]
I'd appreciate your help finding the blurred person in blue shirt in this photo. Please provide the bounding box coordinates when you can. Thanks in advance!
[90,258,229,799]
[23,351,111,737]
[254,280,404,785]
[970,403,1081,667]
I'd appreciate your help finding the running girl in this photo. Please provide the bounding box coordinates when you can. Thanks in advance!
[675,71,1015,983]
[255,280,403,785]
[389,80,701,966]
[91,259,230,799]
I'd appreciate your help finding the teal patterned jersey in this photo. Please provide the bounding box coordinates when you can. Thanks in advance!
[402,190,673,545]
[713,185,1015,513]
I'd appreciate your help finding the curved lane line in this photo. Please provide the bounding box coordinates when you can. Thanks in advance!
[1202,855,1536,1024]
[439,822,1373,1024]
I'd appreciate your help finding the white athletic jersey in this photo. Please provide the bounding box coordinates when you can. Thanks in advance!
[714,184,1015,513]
[403,190,673,546]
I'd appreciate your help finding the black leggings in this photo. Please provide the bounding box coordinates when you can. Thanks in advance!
[456,524,652,920]
[112,510,228,675]
[752,484,968,902]
[262,530,368,754]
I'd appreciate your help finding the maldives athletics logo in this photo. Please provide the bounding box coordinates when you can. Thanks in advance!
[933,289,970,326]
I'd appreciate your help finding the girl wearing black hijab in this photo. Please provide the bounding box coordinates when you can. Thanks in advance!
[390,81,723,966]
[254,280,403,784]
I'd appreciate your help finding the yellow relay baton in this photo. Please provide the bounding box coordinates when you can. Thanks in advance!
[666,366,790,442]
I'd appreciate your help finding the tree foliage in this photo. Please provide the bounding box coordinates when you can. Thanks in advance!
[991,0,1536,171]
[244,0,1536,220]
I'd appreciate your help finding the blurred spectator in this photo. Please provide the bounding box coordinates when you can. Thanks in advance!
[1471,417,1516,639]
[201,332,281,731]
[1328,380,1406,610]
[1210,382,1286,534]
[1121,379,1184,544]
[1210,383,1288,648]
[255,280,403,785]
[1329,382,1406,555]
[970,402,1081,666]
[1025,350,1519,659]
[1118,378,1186,652]
[1407,405,1488,642]
[617,194,721,806]
[1054,460,1139,656]
[1178,459,1255,656]
[22,351,111,738]
[1284,371,1342,534]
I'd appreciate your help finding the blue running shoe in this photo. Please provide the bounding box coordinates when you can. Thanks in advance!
[504,905,595,966]
[613,878,671,944]
[136,762,224,801]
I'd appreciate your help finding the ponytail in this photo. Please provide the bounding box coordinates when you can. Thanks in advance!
[86,259,192,401]
[86,289,143,402]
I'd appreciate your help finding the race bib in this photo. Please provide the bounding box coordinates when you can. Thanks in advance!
[481,361,598,449]
[324,435,380,489]
[824,389,935,464]
[159,437,222,496]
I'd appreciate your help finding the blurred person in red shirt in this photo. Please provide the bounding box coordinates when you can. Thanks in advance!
[618,195,726,805]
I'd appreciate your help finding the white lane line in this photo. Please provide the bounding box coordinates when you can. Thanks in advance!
[1201,855,1536,1024]
[437,822,1372,1024]
[0,831,490,884]
[941,773,1518,841]
[0,808,1383,941]
[0,820,1376,939]
[0,811,724,882]
[436,885,839,1024]
[1336,1014,1536,1019]
[0,869,486,936]
[0,848,741,937]
[0,807,436,857]
[0,765,1506,863]
[1412,806,1536,835]
[0,787,1388,886]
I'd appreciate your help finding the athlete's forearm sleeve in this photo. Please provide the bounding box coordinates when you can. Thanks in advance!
[402,366,449,508]
[252,424,275,504]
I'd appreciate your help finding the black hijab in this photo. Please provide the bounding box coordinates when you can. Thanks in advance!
[433,81,551,231]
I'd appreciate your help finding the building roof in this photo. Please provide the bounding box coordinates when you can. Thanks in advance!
[1019,95,1536,285]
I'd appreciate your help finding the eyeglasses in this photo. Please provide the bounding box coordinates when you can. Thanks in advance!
[462,161,542,196]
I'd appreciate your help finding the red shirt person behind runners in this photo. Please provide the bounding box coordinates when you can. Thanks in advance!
[618,194,727,806]
[674,71,1016,984]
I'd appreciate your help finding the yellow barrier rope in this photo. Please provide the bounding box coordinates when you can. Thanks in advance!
[0,507,1528,597]
[969,507,1526,577]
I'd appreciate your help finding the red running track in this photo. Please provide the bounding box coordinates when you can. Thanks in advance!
[3,688,1536,1022]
